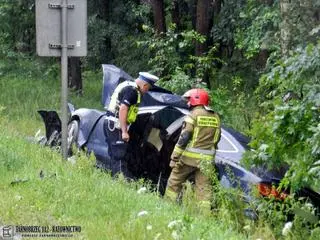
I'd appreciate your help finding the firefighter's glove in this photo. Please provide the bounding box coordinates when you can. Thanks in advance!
[169,159,178,168]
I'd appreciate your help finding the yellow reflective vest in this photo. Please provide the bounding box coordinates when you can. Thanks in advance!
[171,106,221,167]
[108,81,141,124]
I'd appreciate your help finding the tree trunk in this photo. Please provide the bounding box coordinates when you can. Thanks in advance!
[256,49,270,70]
[100,0,110,20]
[68,57,82,95]
[151,0,166,34]
[280,0,293,57]
[213,0,222,15]
[195,0,210,56]
[280,0,316,57]
[315,8,320,22]
[191,0,197,30]
[258,0,274,5]
[195,0,211,88]
[171,0,180,30]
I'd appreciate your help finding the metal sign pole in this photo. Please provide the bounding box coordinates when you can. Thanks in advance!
[36,0,87,159]
[61,0,68,159]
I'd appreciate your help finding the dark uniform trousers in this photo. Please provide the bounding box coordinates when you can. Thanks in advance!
[103,114,132,178]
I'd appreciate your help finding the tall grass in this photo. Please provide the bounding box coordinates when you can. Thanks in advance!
[0,131,248,239]
[0,63,102,136]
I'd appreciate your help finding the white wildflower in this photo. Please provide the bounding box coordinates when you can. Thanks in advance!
[259,144,269,151]
[146,225,152,231]
[258,152,269,161]
[167,220,182,229]
[15,195,22,201]
[67,156,76,165]
[243,225,251,231]
[137,210,148,217]
[282,221,293,236]
[305,202,313,209]
[171,230,180,240]
[154,233,161,240]
[137,187,147,194]
[171,231,179,240]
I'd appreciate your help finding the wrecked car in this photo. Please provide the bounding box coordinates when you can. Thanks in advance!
[38,65,320,210]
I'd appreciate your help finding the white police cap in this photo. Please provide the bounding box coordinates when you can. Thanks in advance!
[138,72,159,86]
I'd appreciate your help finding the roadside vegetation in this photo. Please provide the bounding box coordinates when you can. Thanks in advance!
[0,63,250,239]
[1,56,319,239]
[0,128,247,240]
[1,0,319,239]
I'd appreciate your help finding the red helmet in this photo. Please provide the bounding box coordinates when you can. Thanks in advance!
[182,88,209,106]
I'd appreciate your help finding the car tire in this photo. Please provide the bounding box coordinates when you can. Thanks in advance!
[67,120,79,156]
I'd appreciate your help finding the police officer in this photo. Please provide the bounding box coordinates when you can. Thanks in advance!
[104,72,159,177]
[165,88,221,213]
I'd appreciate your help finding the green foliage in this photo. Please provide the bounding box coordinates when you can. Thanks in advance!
[255,194,320,239]
[200,161,248,227]
[235,0,280,59]
[157,67,205,95]
[86,14,109,69]
[242,41,320,239]
[207,76,257,133]
[86,1,151,73]
[0,0,35,56]
[211,0,244,48]
[244,42,320,192]
[139,24,202,79]
[189,46,223,79]
[112,34,150,76]
[280,0,320,53]
[139,24,225,96]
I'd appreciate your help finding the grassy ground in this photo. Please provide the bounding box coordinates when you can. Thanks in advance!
[0,131,246,239]
[0,68,249,239]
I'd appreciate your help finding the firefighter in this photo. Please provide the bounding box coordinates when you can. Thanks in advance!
[103,72,159,177]
[165,88,221,213]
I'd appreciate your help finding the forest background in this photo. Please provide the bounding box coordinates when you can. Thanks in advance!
[0,0,320,239]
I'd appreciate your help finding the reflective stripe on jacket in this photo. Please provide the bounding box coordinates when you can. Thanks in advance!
[107,81,141,124]
[171,106,221,167]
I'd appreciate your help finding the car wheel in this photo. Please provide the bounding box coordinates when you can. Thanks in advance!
[67,120,79,156]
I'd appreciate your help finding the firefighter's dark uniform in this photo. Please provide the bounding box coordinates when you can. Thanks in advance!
[165,105,221,211]
[103,81,141,177]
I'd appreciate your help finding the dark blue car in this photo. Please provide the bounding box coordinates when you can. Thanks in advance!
[38,65,320,209]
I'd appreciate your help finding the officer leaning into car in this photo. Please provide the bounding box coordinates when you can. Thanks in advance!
[164,88,221,214]
[103,72,159,177]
